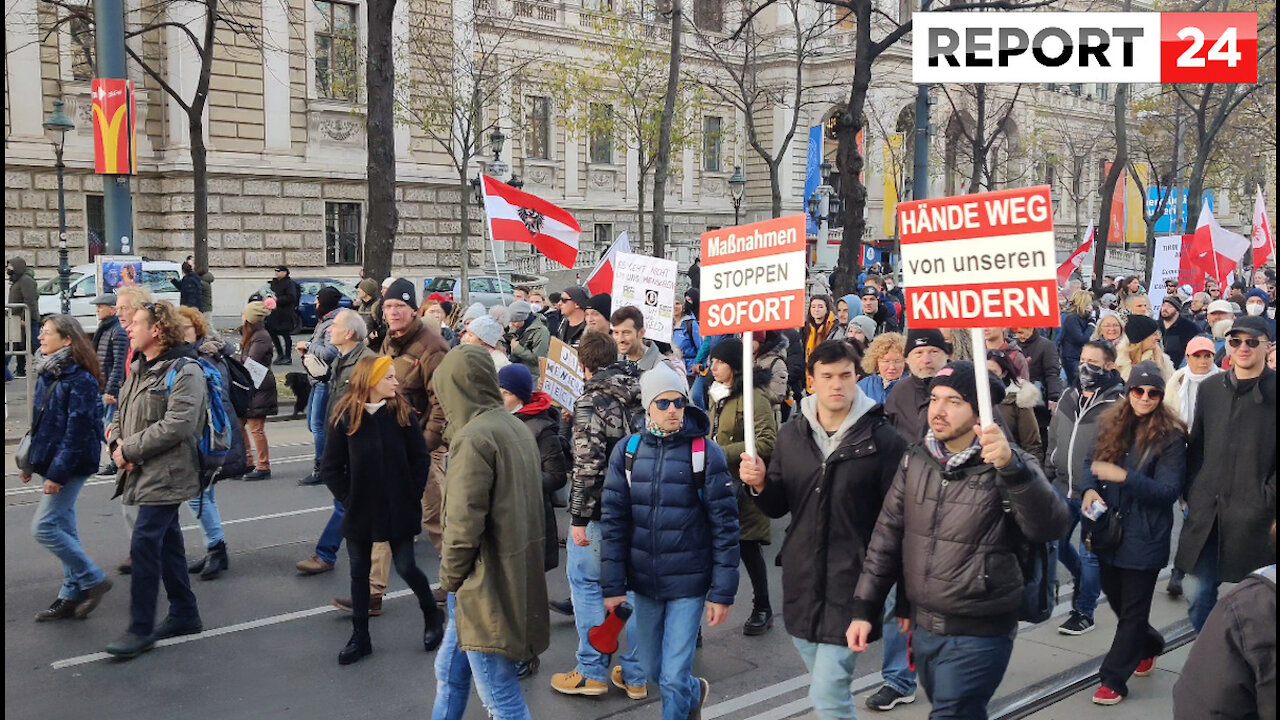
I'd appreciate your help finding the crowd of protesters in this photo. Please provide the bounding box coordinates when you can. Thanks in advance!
[8,252,1276,720]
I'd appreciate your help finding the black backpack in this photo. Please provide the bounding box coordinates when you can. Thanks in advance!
[1001,497,1059,623]
[221,353,254,417]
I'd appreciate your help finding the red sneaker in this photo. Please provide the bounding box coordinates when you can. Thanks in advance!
[1134,658,1156,677]
[1092,686,1123,705]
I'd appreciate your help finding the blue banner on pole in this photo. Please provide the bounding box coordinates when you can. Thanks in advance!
[804,126,823,235]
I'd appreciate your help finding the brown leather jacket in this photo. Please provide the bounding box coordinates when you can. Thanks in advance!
[381,317,450,450]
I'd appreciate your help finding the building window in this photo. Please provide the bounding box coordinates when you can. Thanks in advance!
[527,96,551,159]
[593,223,612,262]
[693,0,723,31]
[326,202,362,265]
[1095,83,1110,101]
[589,103,613,164]
[86,194,105,260]
[703,115,723,172]
[315,0,359,101]
[69,7,95,81]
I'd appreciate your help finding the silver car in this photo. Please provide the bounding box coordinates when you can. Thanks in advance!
[38,261,182,330]
[422,275,521,308]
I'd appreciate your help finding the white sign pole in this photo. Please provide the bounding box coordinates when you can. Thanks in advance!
[971,327,995,428]
[743,330,756,459]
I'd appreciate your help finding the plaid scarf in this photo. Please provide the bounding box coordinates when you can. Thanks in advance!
[924,429,983,471]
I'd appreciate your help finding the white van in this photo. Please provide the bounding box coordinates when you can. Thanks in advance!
[38,261,182,331]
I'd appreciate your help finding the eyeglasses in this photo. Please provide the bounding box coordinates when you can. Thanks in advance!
[1228,337,1263,349]
[1129,387,1164,400]
[653,397,687,411]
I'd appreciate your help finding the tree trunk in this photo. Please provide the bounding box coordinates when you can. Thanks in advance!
[831,10,873,299]
[1185,151,1210,231]
[1093,83,1128,284]
[458,169,471,307]
[651,0,682,258]
[769,157,782,218]
[363,0,398,282]
[637,172,647,255]
[190,111,209,273]
[969,84,987,192]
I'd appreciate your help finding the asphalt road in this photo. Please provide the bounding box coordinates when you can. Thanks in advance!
[3,419,866,720]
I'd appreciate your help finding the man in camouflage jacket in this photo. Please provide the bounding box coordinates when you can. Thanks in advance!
[551,332,647,696]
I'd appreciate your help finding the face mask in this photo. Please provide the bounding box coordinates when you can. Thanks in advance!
[530,302,543,312]
[1078,362,1118,390]
[885,283,895,291]
[1247,302,1265,316]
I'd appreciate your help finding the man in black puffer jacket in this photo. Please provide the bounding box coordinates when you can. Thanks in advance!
[848,362,1069,720]
[740,340,908,717]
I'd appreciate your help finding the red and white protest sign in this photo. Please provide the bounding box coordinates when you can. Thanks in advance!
[899,186,1060,329]
[700,215,806,335]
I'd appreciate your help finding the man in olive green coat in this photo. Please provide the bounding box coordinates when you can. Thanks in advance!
[432,345,550,718]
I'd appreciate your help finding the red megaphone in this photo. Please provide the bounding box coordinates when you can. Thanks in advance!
[588,602,633,655]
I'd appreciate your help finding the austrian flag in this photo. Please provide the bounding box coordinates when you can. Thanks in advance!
[482,176,580,268]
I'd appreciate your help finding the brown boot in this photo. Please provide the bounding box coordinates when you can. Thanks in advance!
[296,556,335,575]
[331,594,383,616]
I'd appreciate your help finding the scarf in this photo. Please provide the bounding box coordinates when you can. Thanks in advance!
[1178,366,1220,423]
[707,381,731,407]
[645,418,674,438]
[364,400,386,414]
[33,346,73,378]
[924,429,983,471]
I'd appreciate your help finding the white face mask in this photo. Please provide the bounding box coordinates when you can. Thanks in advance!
[1247,302,1265,316]
[530,302,543,312]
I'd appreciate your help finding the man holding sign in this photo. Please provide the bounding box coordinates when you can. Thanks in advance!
[845,362,1069,719]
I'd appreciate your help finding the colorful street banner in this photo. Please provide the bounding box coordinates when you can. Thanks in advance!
[91,79,137,175]
[1125,162,1148,244]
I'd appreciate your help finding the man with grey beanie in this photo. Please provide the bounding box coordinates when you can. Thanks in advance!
[508,300,550,372]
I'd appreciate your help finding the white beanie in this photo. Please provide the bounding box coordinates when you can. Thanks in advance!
[640,364,690,409]
[469,315,504,347]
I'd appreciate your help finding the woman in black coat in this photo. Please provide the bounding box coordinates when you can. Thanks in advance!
[320,355,442,666]
[237,302,277,480]
[1081,361,1186,706]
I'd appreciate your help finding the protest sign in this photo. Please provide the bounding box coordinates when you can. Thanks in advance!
[612,252,679,343]
[1148,235,1185,308]
[699,214,807,335]
[540,338,584,409]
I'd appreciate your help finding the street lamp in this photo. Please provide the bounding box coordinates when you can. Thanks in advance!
[810,161,836,268]
[43,98,75,316]
[489,128,506,161]
[470,176,483,205]
[728,165,746,225]
[507,175,524,191]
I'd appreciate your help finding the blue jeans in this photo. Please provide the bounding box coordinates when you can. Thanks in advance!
[567,521,645,684]
[306,382,330,464]
[1060,493,1101,618]
[913,629,1015,720]
[431,594,532,720]
[315,499,345,566]
[881,588,916,695]
[690,373,709,410]
[103,401,116,429]
[184,486,224,548]
[793,637,861,720]
[633,594,704,720]
[128,504,200,636]
[1188,527,1220,633]
[31,475,105,600]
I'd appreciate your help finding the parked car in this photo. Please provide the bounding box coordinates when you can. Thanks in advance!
[38,261,182,331]
[253,277,357,330]
[423,275,520,308]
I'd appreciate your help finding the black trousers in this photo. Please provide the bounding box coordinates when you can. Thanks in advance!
[739,540,771,612]
[347,536,436,635]
[269,329,291,359]
[1098,563,1164,695]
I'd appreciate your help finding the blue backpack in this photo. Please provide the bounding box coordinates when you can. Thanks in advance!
[165,357,233,479]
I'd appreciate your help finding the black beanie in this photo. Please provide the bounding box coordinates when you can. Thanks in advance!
[928,361,1006,412]
[708,338,744,375]
[1124,314,1159,344]
[588,292,612,318]
[316,286,343,316]
[1125,360,1166,391]
[384,277,417,311]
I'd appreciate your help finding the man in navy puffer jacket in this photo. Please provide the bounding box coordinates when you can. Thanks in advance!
[601,364,739,720]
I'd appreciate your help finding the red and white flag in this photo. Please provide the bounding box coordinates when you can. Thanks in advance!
[1188,203,1251,290]
[482,175,579,268]
[1252,185,1274,270]
[586,232,631,295]
[1056,222,1094,286]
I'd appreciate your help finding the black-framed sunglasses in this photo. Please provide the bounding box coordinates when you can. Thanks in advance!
[1228,337,1263,349]
[653,397,687,411]
[1129,387,1164,400]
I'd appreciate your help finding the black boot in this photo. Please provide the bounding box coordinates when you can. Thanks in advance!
[188,552,208,575]
[742,608,773,636]
[298,463,323,486]
[423,603,445,652]
[338,630,373,665]
[200,541,229,580]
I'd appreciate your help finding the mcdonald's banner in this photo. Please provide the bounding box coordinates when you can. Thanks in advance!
[92,78,137,175]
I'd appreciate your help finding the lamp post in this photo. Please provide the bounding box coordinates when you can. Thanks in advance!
[811,161,835,269]
[728,165,747,226]
[44,99,75,316]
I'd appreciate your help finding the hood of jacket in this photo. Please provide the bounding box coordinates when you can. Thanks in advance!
[756,331,789,358]
[799,388,879,459]
[136,343,198,372]
[436,345,504,443]
[636,339,667,371]
[197,334,227,359]
[9,257,28,276]
[516,391,554,418]
[1002,378,1042,409]
[584,360,642,409]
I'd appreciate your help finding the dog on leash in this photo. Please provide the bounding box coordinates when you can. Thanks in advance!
[283,372,311,417]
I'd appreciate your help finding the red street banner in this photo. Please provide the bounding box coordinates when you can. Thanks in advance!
[899,186,1060,329]
[91,78,137,175]
[700,215,807,335]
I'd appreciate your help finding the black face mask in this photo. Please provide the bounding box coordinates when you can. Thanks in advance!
[1078,362,1119,390]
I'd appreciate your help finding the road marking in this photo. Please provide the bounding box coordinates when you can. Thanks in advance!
[180,505,330,532]
[5,454,315,495]
[51,587,430,670]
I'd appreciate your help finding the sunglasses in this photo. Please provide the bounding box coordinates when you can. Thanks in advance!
[1129,387,1164,400]
[653,397,687,411]
[1228,337,1263,349]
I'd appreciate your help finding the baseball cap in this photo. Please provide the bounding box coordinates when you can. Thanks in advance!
[1185,336,1215,356]
[1206,299,1234,314]
[1227,315,1274,341]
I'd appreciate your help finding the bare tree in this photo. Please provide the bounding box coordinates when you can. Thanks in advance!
[651,0,683,256]
[1094,82,1129,283]
[365,0,397,281]
[689,0,838,218]
[396,6,540,304]
[940,83,1027,193]
[1041,113,1106,249]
